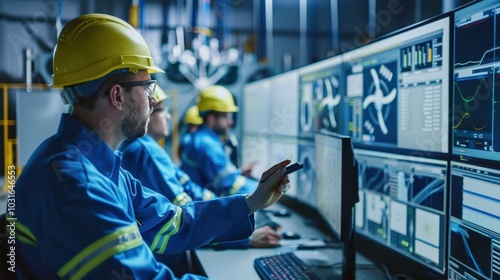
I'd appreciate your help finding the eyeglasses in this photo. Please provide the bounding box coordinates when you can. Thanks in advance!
[152,107,165,114]
[216,112,233,121]
[119,80,157,99]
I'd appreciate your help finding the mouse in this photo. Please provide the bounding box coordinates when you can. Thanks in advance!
[281,230,301,240]
[273,208,291,217]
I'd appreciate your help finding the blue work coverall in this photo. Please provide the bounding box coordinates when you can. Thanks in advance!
[121,135,216,206]
[120,135,251,249]
[13,114,254,279]
[180,126,258,196]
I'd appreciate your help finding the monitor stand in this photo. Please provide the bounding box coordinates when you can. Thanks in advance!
[343,219,356,280]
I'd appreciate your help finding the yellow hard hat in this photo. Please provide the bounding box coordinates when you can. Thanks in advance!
[184,105,203,125]
[52,14,164,89]
[154,85,168,103]
[197,85,238,113]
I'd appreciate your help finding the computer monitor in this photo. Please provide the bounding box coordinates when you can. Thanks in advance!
[341,15,451,157]
[269,70,300,138]
[299,55,344,136]
[242,78,272,135]
[452,0,500,164]
[449,3,500,278]
[448,161,500,280]
[298,56,344,140]
[354,149,448,274]
[314,131,358,279]
[240,134,271,181]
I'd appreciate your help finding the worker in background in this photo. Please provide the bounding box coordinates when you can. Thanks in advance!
[182,103,255,178]
[185,105,204,134]
[13,13,290,280]
[120,87,281,251]
[180,85,259,196]
[178,105,203,158]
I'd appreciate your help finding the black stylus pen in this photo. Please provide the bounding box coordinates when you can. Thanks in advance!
[260,162,304,183]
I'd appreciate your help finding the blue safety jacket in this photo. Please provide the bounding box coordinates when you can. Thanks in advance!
[178,131,192,161]
[13,114,254,279]
[120,135,216,206]
[120,135,251,249]
[180,126,258,196]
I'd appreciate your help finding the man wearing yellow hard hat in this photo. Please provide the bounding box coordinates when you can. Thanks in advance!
[185,105,204,132]
[13,14,290,279]
[180,85,260,197]
[178,105,203,157]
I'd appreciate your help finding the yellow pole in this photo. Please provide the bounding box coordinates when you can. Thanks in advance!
[2,84,49,192]
[2,84,9,192]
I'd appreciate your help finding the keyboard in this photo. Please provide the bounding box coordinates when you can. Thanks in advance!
[254,252,319,280]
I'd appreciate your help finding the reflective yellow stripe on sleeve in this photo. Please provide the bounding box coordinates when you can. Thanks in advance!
[58,224,143,280]
[213,165,238,188]
[150,206,182,254]
[229,175,246,195]
[172,192,192,206]
[203,189,215,201]
[178,174,190,185]
[12,219,37,246]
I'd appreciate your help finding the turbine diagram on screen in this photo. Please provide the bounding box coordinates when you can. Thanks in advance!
[316,76,341,130]
[363,67,397,135]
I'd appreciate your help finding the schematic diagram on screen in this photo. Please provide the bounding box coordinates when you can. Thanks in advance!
[315,75,341,133]
[362,62,398,144]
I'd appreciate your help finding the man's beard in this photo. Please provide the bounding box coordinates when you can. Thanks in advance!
[122,100,150,139]
[122,116,148,139]
[213,122,227,135]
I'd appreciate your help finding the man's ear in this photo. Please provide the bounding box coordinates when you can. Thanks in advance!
[108,85,124,111]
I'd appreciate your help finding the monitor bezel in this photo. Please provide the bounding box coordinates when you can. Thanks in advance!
[314,131,357,242]
[341,12,454,161]
[450,0,500,166]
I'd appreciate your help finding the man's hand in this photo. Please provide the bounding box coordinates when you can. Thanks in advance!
[245,159,291,214]
[250,226,282,248]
